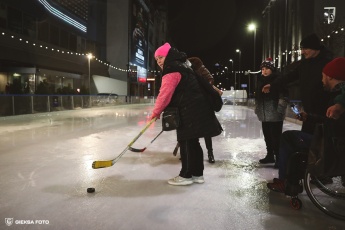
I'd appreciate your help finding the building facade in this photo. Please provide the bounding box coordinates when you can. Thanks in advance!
[262,0,345,70]
[0,0,167,96]
[261,0,344,100]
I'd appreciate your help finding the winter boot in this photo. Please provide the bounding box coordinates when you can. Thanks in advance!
[208,152,215,163]
[259,154,275,164]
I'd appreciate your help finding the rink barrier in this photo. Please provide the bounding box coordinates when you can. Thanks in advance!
[0,95,302,121]
[247,98,304,122]
[0,94,155,117]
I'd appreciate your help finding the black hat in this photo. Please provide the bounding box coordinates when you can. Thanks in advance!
[300,33,321,50]
[260,58,275,71]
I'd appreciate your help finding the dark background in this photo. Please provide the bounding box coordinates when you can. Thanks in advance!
[155,0,265,72]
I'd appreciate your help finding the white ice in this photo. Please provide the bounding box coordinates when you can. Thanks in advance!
[0,104,343,229]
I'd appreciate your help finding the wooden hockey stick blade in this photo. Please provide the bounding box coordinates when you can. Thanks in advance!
[92,160,113,169]
[129,130,163,153]
[92,118,157,169]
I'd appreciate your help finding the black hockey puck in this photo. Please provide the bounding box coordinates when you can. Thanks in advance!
[87,187,95,193]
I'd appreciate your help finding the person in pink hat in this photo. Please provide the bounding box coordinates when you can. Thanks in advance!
[149,43,222,186]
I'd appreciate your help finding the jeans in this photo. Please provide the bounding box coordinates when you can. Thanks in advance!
[278,130,313,179]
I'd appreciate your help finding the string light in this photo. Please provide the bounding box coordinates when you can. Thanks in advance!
[275,25,344,63]
[0,30,158,73]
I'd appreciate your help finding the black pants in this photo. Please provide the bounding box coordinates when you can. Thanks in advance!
[179,138,204,178]
[262,121,283,158]
[204,137,212,154]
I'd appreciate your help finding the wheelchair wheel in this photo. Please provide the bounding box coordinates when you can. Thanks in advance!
[304,172,345,220]
[290,197,302,210]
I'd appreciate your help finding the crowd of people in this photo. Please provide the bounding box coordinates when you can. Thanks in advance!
[151,33,345,194]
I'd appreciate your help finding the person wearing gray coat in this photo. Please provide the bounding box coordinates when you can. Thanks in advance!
[255,58,288,168]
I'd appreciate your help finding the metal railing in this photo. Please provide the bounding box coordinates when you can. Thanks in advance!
[0,95,155,117]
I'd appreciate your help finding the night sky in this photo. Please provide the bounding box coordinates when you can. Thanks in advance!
[158,0,265,72]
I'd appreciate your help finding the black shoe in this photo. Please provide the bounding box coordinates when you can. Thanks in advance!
[208,153,215,163]
[267,180,285,193]
[259,156,275,164]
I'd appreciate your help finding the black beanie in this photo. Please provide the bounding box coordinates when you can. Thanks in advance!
[300,33,321,50]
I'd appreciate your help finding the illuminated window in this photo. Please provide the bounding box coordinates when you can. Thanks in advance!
[324,7,336,24]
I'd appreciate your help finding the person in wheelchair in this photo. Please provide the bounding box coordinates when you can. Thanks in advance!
[267,57,345,195]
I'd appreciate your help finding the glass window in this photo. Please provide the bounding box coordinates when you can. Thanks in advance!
[0,3,7,29]
[60,29,69,49]
[38,21,49,43]
[23,14,36,38]
[7,7,22,34]
[50,24,60,46]
[324,7,336,24]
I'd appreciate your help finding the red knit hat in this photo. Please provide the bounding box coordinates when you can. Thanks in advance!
[154,42,171,58]
[323,57,345,81]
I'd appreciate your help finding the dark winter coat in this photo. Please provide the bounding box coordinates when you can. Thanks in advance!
[308,82,345,177]
[270,46,333,134]
[255,72,288,122]
[162,48,222,141]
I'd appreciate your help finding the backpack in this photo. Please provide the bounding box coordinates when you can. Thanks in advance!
[195,75,223,112]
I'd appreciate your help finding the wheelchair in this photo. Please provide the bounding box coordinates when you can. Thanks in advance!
[283,152,345,221]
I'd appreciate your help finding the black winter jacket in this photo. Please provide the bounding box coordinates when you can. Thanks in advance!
[308,82,345,177]
[255,72,287,122]
[270,46,333,134]
[162,48,222,141]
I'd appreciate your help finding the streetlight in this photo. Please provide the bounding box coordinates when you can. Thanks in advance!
[248,23,257,97]
[224,67,229,90]
[87,53,93,106]
[229,59,234,73]
[236,49,241,90]
[248,23,256,70]
[229,59,233,90]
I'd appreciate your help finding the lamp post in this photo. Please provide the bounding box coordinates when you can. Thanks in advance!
[229,59,233,89]
[224,67,229,90]
[248,23,256,98]
[87,53,93,107]
[236,49,241,90]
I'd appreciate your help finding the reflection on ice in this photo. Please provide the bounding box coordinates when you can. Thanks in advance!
[1,104,342,230]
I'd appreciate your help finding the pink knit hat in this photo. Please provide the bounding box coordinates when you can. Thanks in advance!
[154,43,171,58]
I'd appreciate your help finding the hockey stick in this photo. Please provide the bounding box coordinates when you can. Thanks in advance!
[92,118,157,169]
[173,142,180,156]
[129,130,164,152]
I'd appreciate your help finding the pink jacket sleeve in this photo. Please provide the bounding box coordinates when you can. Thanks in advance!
[152,72,181,117]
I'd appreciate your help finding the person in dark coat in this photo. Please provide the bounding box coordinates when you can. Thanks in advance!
[149,43,222,186]
[262,33,333,135]
[267,57,345,194]
[255,58,288,167]
[187,57,222,163]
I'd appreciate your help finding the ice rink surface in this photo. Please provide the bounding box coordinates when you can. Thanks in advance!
[0,104,344,230]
